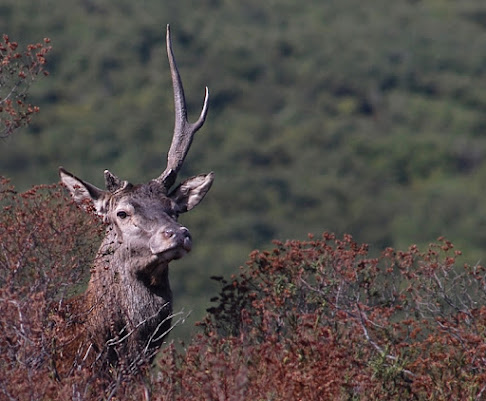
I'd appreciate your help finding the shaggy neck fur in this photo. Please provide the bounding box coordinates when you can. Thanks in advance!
[84,226,173,361]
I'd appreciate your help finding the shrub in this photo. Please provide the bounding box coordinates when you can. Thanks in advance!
[157,233,486,400]
[0,178,104,399]
[0,35,51,138]
[2,181,486,400]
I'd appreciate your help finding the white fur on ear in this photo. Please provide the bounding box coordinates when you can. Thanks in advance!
[59,167,108,215]
[169,172,214,212]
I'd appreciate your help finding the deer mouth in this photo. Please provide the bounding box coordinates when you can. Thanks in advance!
[153,247,189,262]
[150,233,192,262]
[149,227,192,260]
[182,236,192,251]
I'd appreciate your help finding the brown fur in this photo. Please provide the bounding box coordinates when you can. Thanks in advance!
[55,26,213,376]
[55,177,212,374]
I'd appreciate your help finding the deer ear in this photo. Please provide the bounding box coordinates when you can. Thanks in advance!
[169,172,214,213]
[59,167,108,215]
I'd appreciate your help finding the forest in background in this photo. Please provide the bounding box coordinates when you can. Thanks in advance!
[2,0,486,330]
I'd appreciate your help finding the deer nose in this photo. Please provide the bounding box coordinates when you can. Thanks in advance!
[161,227,192,251]
[180,227,192,252]
[162,228,175,239]
[150,226,192,256]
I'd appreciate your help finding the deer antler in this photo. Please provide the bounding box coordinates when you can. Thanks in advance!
[156,25,210,190]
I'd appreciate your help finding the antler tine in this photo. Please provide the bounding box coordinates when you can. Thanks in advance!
[156,24,210,190]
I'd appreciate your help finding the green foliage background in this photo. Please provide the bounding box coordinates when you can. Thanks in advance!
[2,0,486,333]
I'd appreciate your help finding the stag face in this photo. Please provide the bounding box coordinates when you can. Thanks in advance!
[107,183,192,263]
[59,168,213,272]
[60,25,212,289]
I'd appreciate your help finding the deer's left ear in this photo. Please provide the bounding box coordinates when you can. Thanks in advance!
[169,172,214,213]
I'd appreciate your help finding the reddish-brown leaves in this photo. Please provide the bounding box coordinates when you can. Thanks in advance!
[1,180,486,399]
[0,34,51,137]
[0,180,103,399]
[191,234,486,400]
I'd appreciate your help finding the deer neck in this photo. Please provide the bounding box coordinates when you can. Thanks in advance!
[85,228,173,345]
[93,226,172,292]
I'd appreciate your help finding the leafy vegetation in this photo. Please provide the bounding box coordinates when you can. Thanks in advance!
[161,234,486,400]
[2,0,486,372]
[2,0,486,288]
[2,184,486,399]
[0,34,51,137]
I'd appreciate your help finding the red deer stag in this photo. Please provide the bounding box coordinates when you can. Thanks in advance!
[58,25,212,370]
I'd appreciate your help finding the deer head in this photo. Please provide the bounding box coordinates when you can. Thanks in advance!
[60,24,212,272]
[58,25,213,364]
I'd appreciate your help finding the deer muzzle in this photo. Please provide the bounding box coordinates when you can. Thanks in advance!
[149,226,192,258]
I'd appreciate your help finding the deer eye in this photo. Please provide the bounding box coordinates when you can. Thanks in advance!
[116,211,128,219]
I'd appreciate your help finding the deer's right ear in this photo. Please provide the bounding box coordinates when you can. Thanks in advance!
[59,167,108,215]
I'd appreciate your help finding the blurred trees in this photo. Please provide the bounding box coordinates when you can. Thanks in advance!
[4,1,486,397]
[1,0,486,328]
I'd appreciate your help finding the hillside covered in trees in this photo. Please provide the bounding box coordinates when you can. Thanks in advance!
[2,0,486,327]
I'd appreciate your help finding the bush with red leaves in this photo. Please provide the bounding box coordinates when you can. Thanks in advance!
[0,34,51,138]
[1,178,486,400]
[156,234,486,400]
[0,178,104,400]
